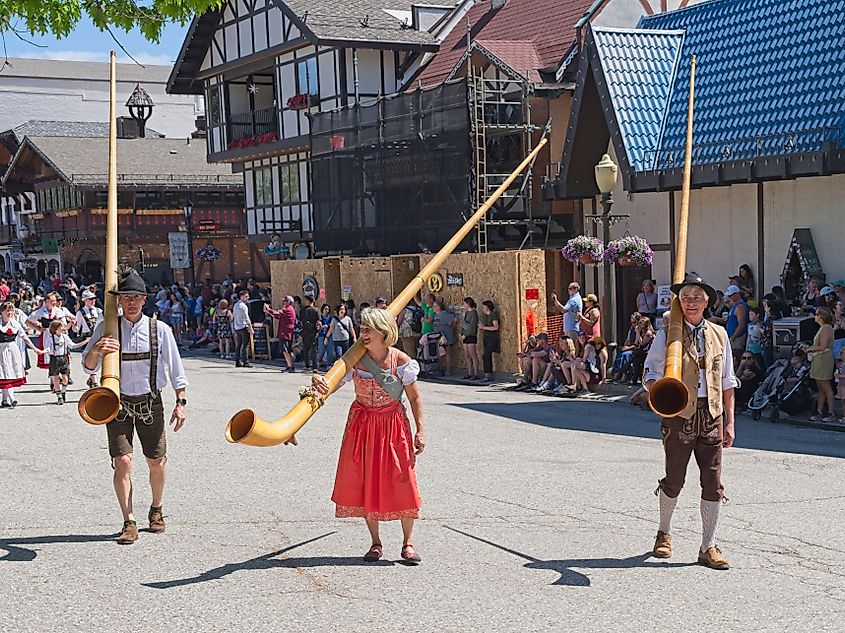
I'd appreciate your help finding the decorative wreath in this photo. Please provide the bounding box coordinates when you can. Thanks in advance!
[195,245,222,261]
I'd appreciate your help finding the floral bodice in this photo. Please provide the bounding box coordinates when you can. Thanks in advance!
[342,348,420,408]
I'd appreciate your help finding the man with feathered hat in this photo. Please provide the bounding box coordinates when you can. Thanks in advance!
[643,273,738,570]
[82,267,189,545]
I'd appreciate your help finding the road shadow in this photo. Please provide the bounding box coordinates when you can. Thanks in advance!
[445,527,692,587]
[450,400,845,459]
[142,532,342,589]
[0,533,115,562]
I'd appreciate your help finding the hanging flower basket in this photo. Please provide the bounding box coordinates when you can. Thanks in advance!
[604,235,654,266]
[21,257,38,269]
[287,93,318,110]
[561,236,604,264]
[195,245,222,262]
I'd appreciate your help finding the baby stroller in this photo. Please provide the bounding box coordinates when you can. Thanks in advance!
[416,332,443,375]
[746,358,811,421]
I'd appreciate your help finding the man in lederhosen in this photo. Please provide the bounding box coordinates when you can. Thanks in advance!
[75,289,103,388]
[643,275,738,570]
[82,268,188,545]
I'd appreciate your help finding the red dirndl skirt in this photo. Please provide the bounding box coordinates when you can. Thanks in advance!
[37,333,49,369]
[332,400,421,521]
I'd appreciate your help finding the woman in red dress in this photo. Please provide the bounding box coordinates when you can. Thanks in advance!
[310,307,426,564]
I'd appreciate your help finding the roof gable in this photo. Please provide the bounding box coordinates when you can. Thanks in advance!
[640,0,845,168]
[592,26,684,171]
[412,0,596,88]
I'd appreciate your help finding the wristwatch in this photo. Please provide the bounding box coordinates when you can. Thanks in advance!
[176,398,187,406]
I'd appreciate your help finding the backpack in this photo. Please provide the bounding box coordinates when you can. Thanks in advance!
[409,306,423,334]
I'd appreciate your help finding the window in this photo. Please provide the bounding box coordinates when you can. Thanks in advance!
[164,191,181,208]
[224,191,243,207]
[254,167,273,206]
[135,191,162,209]
[95,191,108,208]
[279,162,300,204]
[208,83,223,126]
[295,57,318,97]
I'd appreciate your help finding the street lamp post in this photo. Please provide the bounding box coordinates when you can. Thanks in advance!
[183,199,195,288]
[594,154,618,343]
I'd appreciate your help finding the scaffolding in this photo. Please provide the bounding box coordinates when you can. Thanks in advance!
[468,61,537,253]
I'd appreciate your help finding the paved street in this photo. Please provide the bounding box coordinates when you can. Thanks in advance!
[2,353,845,633]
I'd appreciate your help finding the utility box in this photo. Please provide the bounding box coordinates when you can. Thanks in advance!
[773,316,819,360]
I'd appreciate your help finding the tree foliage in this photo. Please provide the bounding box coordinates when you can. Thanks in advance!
[0,1,223,43]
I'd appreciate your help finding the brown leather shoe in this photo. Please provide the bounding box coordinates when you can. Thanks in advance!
[117,520,138,545]
[652,531,672,558]
[698,546,730,569]
[148,506,166,533]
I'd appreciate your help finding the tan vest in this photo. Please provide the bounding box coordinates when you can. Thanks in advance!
[678,320,729,420]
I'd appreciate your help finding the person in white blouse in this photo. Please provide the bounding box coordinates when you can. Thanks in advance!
[26,292,68,371]
[82,268,188,545]
[643,275,738,570]
[309,307,426,564]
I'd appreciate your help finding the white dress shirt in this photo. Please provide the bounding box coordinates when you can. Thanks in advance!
[644,321,738,397]
[82,315,189,396]
[26,305,67,327]
[232,300,251,331]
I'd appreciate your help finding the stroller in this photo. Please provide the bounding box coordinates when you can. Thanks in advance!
[416,332,443,375]
[746,358,812,421]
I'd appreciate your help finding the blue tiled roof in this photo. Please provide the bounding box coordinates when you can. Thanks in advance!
[598,0,845,171]
[592,27,685,171]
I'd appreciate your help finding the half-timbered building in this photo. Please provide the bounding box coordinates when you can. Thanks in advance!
[168,0,454,254]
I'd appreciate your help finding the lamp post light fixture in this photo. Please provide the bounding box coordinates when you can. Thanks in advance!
[17,223,31,240]
[594,153,619,344]
[183,199,195,288]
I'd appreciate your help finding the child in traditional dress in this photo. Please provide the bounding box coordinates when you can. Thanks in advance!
[43,320,88,405]
[0,302,44,407]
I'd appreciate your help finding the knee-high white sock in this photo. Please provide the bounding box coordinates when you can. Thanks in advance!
[658,490,678,534]
[700,499,721,552]
[5,387,14,402]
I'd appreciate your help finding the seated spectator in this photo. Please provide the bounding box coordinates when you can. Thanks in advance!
[568,335,607,395]
[801,277,822,313]
[735,352,764,407]
[188,326,215,350]
[534,334,577,393]
[610,313,642,382]
[625,316,655,384]
[518,333,552,390]
[515,335,538,389]
[820,285,837,312]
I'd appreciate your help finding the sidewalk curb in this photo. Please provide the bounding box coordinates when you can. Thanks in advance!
[183,349,844,433]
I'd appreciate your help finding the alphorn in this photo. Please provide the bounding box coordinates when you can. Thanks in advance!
[78,51,121,426]
[648,55,697,418]
[226,136,549,446]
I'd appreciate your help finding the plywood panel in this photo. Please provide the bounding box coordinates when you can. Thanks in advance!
[270,259,326,308]
[390,255,421,304]
[418,250,547,374]
[339,256,393,307]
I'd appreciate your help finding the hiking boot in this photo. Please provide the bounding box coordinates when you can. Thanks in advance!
[653,531,672,558]
[698,546,730,570]
[117,520,138,544]
[148,506,166,533]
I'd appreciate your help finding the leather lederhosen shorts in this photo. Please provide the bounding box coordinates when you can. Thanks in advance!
[106,392,166,460]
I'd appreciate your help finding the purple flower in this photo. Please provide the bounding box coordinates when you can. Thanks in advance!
[561,236,604,262]
[604,235,654,265]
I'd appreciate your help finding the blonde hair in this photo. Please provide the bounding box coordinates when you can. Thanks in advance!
[360,307,398,347]
[218,299,229,310]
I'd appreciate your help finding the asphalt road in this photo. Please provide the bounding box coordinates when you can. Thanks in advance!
[2,353,844,632]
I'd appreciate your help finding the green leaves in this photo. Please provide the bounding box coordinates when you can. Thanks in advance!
[0,0,223,42]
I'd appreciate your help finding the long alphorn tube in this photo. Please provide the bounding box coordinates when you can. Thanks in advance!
[226,137,549,446]
[648,55,696,418]
[78,51,121,426]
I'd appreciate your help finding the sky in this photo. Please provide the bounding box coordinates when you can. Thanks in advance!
[3,18,188,67]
